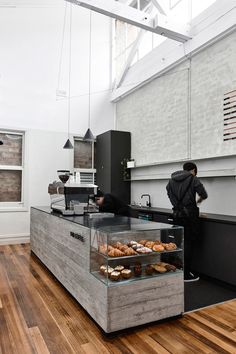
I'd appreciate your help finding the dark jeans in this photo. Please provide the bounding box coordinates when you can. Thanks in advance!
[173,213,200,276]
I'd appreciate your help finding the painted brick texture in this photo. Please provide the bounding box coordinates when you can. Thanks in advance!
[0,133,23,202]
[116,31,236,165]
[0,133,22,166]
[0,170,22,202]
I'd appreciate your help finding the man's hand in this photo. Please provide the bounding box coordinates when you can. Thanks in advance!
[197,197,203,204]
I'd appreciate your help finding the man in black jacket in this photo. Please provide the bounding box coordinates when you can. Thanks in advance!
[95,190,131,217]
[166,162,208,282]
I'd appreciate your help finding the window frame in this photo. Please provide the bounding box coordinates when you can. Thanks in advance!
[73,136,96,185]
[0,129,26,211]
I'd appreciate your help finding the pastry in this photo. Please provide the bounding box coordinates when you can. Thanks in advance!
[120,244,129,252]
[136,247,152,254]
[112,242,129,252]
[165,264,176,272]
[127,241,138,247]
[99,244,108,255]
[99,265,107,274]
[154,240,161,245]
[164,242,177,251]
[145,241,155,249]
[131,243,143,250]
[153,244,165,252]
[152,265,167,273]
[104,267,114,277]
[110,271,121,281]
[134,265,142,276]
[139,239,148,246]
[114,265,125,272]
[124,247,138,256]
[108,248,125,257]
[145,264,154,275]
[156,262,168,267]
[112,241,123,249]
[121,269,132,279]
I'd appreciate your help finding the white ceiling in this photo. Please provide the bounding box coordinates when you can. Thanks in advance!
[0,0,64,7]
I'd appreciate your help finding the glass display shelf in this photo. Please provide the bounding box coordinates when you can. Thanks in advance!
[91,268,183,286]
[91,246,183,261]
[90,218,184,287]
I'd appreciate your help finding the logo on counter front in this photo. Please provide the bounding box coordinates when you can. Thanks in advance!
[70,231,84,242]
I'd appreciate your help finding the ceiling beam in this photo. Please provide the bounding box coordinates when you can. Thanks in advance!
[66,0,191,42]
[115,28,146,89]
[150,0,167,15]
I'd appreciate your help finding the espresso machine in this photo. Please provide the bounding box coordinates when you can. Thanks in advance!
[49,170,97,215]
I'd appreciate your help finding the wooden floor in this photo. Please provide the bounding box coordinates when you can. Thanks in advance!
[0,244,236,354]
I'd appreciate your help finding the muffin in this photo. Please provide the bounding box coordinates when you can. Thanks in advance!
[114,265,125,272]
[104,267,114,278]
[145,264,154,275]
[134,265,142,276]
[99,265,107,275]
[110,271,121,281]
[121,269,132,279]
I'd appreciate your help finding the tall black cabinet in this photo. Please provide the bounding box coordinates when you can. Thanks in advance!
[96,130,131,204]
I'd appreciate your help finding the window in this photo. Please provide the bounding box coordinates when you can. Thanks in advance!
[112,0,217,81]
[73,138,96,184]
[0,130,24,208]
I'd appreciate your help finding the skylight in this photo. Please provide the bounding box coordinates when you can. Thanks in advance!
[113,0,216,84]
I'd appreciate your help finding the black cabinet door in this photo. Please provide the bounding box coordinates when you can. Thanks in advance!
[192,220,236,286]
[153,213,173,224]
[96,130,131,204]
[96,131,111,193]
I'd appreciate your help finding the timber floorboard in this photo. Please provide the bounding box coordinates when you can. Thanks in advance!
[0,244,236,354]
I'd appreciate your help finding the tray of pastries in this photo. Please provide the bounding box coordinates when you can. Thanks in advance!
[98,261,177,282]
[98,239,178,258]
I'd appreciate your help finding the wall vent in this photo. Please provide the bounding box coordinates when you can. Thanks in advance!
[223,89,236,141]
[80,172,96,184]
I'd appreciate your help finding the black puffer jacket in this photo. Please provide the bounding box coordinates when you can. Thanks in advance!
[166,170,208,210]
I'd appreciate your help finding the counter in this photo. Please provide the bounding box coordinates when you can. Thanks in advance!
[131,205,236,225]
[30,206,184,333]
[131,206,236,286]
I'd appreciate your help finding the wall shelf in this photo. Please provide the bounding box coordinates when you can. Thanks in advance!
[129,169,236,181]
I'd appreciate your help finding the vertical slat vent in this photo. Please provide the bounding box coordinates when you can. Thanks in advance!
[223,89,236,141]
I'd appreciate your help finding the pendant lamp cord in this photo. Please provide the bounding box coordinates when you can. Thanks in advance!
[88,11,92,130]
[68,3,72,138]
[57,2,67,92]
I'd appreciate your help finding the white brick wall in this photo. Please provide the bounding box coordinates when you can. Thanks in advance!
[116,30,236,215]
[117,62,190,165]
[117,31,236,165]
[191,31,236,159]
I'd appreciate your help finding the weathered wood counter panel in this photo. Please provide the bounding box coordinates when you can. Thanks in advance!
[30,208,108,330]
[30,207,184,333]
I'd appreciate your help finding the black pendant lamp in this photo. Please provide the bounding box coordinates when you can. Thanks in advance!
[63,3,73,149]
[63,138,73,149]
[83,11,95,142]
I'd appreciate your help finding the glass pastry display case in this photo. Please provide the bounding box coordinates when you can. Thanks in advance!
[90,222,184,286]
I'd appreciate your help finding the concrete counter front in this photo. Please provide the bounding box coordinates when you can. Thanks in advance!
[30,207,184,333]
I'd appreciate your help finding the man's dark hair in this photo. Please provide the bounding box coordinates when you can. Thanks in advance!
[95,189,104,198]
[183,161,197,175]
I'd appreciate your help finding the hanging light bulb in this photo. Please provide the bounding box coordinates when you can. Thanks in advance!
[63,3,73,149]
[83,11,95,142]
